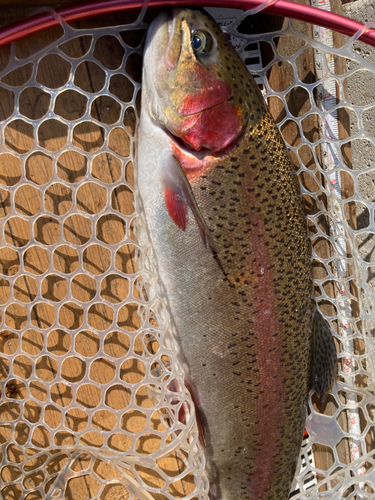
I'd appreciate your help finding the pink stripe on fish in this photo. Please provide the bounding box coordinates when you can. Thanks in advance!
[246,186,285,498]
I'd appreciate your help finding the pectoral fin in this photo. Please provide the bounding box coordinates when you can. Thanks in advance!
[311,309,338,405]
[162,154,216,251]
[164,187,188,231]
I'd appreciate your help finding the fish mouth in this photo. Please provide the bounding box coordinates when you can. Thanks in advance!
[147,10,173,46]
[165,13,182,71]
[143,11,173,95]
[146,10,181,74]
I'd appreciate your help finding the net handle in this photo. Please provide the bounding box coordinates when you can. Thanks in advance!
[0,0,374,48]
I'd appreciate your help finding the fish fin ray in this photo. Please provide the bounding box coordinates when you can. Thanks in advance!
[164,187,188,230]
[162,154,217,251]
[184,379,206,448]
[311,309,338,405]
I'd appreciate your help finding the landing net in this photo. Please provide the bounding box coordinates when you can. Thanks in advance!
[0,4,374,500]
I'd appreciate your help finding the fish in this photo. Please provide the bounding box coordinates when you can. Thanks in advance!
[137,8,337,500]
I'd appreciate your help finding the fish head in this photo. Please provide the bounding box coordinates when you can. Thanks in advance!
[143,9,258,153]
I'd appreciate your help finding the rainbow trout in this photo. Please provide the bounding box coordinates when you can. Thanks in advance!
[138,9,337,500]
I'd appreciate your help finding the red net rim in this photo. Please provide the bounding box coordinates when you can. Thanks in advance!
[0,0,374,48]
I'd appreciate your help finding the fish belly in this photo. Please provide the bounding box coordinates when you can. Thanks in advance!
[137,109,312,500]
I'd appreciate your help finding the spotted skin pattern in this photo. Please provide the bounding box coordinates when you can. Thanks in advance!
[137,9,332,500]
[190,107,312,500]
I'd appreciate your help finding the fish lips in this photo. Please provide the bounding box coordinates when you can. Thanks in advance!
[145,10,182,73]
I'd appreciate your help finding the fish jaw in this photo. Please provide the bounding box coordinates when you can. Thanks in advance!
[142,9,251,153]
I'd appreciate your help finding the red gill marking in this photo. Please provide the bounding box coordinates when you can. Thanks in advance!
[178,64,232,116]
[164,187,188,230]
[180,101,242,153]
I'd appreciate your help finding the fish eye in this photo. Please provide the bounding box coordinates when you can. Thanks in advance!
[191,30,214,56]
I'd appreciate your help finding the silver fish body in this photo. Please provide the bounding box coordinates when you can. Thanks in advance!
[137,9,337,500]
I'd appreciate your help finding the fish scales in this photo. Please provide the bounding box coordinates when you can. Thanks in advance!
[187,111,312,499]
[137,9,336,500]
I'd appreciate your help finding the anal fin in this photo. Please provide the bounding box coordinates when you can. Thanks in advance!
[184,379,206,448]
[311,309,338,405]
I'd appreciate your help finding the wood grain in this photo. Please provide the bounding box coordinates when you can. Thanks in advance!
[0,5,194,500]
[0,2,359,499]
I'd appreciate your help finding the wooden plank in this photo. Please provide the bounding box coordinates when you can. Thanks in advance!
[0,2,363,498]
[330,0,369,473]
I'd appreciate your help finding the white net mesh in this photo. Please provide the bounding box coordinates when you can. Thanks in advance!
[0,5,374,500]
[0,11,206,500]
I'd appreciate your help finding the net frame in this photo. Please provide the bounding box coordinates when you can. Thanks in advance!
[0,0,374,47]
[0,0,375,46]
[0,2,374,500]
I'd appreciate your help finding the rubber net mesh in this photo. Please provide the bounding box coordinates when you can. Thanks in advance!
[0,6,374,500]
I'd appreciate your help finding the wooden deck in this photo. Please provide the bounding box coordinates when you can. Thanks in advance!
[0,1,358,499]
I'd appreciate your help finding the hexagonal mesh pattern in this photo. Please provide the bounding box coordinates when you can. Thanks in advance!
[0,12,205,500]
[0,7,374,500]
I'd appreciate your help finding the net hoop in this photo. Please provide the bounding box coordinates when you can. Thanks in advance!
[0,0,374,48]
